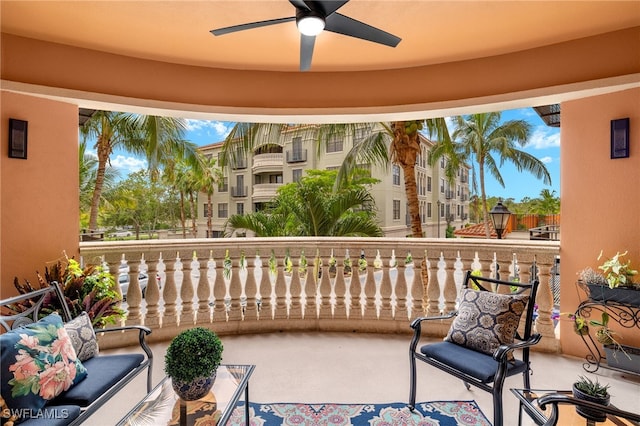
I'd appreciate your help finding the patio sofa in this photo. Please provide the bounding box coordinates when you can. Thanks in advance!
[0,282,153,425]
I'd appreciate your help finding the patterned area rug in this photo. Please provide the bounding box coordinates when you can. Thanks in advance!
[229,400,491,425]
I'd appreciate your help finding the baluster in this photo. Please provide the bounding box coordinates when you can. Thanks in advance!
[273,261,288,320]
[125,258,143,326]
[379,250,393,321]
[411,254,425,318]
[212,255,227,323]
[194,253,210,324]
[362,261,377,320]
[259,261,272,320]
[442,252,457,313]
[228,254,243,322]
[289,263,303,319]
[162,253,179,328]
[334,260,347,320]
[144,253,161,328]
[533,256,556,345]
[395,260,408,320]
[298,254,309,319]
[243,256,259,321]
[179,253,195,326]
[425,251,441,316]
[318,263,332,319]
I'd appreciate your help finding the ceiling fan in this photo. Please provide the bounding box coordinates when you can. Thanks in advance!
[210,0,401,71]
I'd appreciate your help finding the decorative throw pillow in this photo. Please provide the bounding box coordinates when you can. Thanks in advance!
[0,313,88,423]
[444,289,529,358]
[64,312,99,361]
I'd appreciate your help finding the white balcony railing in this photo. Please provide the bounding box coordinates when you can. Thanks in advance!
[80,237,560,353]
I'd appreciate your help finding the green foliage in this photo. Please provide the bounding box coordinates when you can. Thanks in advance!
[574,375,610,398]
[225,169,383,237]
[165,327,223,382]
[597,250,638,288]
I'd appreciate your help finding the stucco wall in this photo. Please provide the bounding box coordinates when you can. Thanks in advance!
[560,88,640,355]
[0,91,79,297]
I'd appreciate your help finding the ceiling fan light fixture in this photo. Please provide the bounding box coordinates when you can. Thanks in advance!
[297,15,325,36]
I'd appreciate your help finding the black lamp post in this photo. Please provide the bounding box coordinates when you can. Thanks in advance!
[489,200,511,239]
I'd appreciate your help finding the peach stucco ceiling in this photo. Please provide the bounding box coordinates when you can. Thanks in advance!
[2,1,639,73]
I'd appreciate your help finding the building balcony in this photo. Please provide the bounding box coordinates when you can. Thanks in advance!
[253,153,284,173]
[252,183,282,201]
[78,237,637,425]
[286,149,307,163]
[231,185,248,197]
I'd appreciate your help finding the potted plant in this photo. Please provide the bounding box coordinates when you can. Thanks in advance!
[578,250,639,306]
[164,327,224,401]
[572,375,611,422]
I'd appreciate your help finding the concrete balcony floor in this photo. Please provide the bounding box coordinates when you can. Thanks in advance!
[93,332,639,425]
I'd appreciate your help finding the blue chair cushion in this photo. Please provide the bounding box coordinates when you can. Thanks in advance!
[15,405,81,426]
[53,354,144,406]
[420,341,527,383]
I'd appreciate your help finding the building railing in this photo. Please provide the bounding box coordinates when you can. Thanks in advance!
[80,238,560,353]
[231,186,248,198]
[286,149,307,163]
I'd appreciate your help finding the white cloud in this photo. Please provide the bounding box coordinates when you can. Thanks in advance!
[529,126,561,149]
[185,120,232,139]
[110,155,147,174]
[539,156,553,164]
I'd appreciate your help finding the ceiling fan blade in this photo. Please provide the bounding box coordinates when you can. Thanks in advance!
[211,16,295,36]
[309,0,350,16]
[300,34,316,71]
[324,13,401,47]
[289,0,311,11]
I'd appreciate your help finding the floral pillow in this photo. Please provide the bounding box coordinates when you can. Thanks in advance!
[0,313,88,423]
[64,312,99,361]
[444,289,529,359]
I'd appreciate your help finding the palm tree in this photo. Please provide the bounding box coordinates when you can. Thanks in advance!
[81,111,199,232]
[195,154,223,237]
[224,169,383,237]
[532,189,560,215]
[221,120,451,237]
[78,140,119,223]
[431,112,551,237]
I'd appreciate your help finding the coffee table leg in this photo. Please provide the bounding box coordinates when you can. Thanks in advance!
[180,399,187,426]
[244,382,250,425]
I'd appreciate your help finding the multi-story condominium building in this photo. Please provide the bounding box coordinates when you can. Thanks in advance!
[197,124,470,238]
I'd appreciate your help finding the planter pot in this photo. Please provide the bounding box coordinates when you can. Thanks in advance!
[171,372,216,401]
[572,383,610,422]
[604,344,640,374]
[586,284,640,306]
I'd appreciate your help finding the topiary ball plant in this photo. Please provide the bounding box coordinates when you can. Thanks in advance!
[165,327,223,400]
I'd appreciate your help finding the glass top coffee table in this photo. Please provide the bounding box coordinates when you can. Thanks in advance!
[118,364,255,426]
[511,388,640,426]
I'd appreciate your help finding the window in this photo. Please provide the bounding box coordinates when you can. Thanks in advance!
[427,202,432,218]
[393,200,401,220]
[440,157,446,168]
[270,174,283,183]
[427,176,432,192]
[440,178,445,193]
[218,177,228,192]
[440,202,445,218]
[292,169,302,182]
[237,202,244,215]
[326,138,343,153]
[392,165,401,185]
[218,203,228,218]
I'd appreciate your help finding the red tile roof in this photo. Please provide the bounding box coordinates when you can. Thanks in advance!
[454,221,509,239]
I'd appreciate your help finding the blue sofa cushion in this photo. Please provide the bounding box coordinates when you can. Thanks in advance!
[53,354,144,406]
[0,314,88,424]
[421,341,527,383]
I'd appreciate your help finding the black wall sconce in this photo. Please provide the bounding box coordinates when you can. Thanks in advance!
[610,118,629,159]
[9,118,28,159]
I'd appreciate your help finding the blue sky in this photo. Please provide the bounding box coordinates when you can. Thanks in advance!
[108,108,560,202]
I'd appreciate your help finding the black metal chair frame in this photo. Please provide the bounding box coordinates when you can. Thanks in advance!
[0,281,153,426]
[537,393,640,426]
[409,271,541,426]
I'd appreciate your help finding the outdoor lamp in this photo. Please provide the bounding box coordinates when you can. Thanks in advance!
[489,200,511,239]
[297,13,325,36]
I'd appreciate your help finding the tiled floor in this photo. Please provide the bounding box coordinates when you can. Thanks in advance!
[92,332,639,425]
